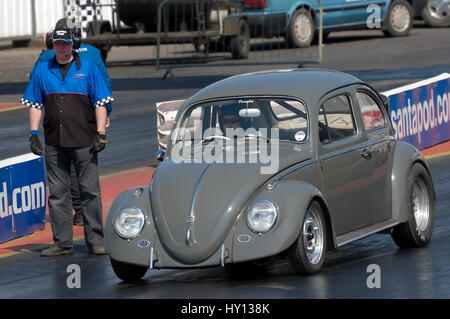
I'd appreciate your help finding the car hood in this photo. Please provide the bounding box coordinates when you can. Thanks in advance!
[150,141,312,264]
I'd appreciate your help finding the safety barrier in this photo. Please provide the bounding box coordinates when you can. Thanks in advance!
[382,73,450,150]
[0,154,46,244]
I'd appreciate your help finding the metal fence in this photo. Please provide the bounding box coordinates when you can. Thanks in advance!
[61,0,324,75]
[154,0,324,73]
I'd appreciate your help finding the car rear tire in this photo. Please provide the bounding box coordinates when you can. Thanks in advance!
[421,0,450,27]
[288,201,327,275]
[287,8,315,48]
[391,163,435,248]
[110,258,148,282]
[230,20,250,59]
[382,0,413,37]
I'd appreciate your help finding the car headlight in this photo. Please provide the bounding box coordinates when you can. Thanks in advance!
[246,199,278,233]
[113,206,145,239]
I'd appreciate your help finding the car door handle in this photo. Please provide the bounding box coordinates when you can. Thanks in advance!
[360,149,372,159]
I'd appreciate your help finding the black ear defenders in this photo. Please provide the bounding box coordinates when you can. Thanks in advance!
[73,27,81,49]
[46,26,81,50]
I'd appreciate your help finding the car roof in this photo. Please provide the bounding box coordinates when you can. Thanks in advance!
[183,68,365,110]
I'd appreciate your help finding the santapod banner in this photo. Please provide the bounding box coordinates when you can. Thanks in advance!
[383,73,450,150]
[0,154,46,243]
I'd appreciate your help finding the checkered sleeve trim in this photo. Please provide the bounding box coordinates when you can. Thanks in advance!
[21,98,44,109]
[95,96,114,108]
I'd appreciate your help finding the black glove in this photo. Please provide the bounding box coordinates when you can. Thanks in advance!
[91,132,107,154]
[29,134,43,156]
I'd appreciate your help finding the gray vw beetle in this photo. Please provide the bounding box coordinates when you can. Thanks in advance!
[105,69,435,282]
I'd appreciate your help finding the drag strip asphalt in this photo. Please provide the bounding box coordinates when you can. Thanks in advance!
[0,152,448,298]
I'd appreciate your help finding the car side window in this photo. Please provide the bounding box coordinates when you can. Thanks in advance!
[319,94,356,143]
[269,99,308,142]
[355,91,386,131]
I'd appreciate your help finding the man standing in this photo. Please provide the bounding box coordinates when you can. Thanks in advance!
[30,20,113,227]
[22,19,113,256]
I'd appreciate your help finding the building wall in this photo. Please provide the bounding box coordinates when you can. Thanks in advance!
[0,0,114,41]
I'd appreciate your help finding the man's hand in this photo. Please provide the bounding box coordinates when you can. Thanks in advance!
[91,132,107,154]
[29,134,43,156]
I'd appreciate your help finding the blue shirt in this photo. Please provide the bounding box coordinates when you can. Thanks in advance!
[22,54,114,148]
[30,44,112,115]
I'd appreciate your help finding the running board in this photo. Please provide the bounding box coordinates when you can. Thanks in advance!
[336,219,400,248]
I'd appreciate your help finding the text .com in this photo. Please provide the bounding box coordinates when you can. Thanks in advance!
[0,182,46,218]
[390,90,450,143]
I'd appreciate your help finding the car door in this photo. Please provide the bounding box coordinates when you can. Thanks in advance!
[340,0,388,27]
[353,86,395,224]
[317,89,373,236]
[320,0,344,28]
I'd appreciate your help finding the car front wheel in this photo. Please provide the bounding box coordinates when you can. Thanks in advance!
[391,163,435,248]
[110,258,149,282]
[288,201,327,275]
[382,0,413,37]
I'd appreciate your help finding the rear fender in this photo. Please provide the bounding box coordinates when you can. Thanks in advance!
[391,141,434,223]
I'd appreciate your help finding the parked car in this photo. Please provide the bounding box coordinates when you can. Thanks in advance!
[241,0,428,47]
[105,69,435,282]
[421,0,450,27]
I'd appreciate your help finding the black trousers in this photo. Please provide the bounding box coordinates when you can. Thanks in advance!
[45,145,104,249]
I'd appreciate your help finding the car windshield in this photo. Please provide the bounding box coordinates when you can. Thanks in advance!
[174,97,308,144]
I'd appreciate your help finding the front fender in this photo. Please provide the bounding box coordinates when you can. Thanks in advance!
[287,2,316,27]
[231,179,328,263]
[105,186,156,267]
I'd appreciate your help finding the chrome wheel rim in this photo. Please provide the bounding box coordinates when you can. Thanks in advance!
[390,4,411,32]
[412,178,430,232]
[302,208,324,265]
[427,0,450,20]
[294,13,312,43]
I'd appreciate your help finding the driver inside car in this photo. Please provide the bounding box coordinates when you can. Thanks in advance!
[220,105,243,130]
[218,104,252,137]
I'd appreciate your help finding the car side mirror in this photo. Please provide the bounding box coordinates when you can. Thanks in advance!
[155,149,165,161]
